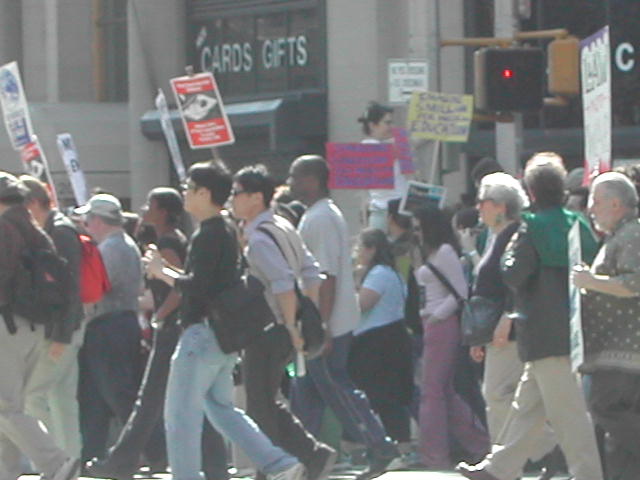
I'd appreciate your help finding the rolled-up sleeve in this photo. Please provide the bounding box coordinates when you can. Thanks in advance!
[248,235,296,295]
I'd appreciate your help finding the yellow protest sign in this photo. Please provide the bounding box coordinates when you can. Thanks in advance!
[407,91,474,143]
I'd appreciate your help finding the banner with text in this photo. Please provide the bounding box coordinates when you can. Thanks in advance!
[399,180,446,215]
[0,61,35,150]
[326,143,394,189]
[392,127,416,174]
[170,71,235,149]
[57,133,88,206]
[568,221,585,372]
[21,135,58,206]
[156,89,187,181]
[407,91,473,143]
[581,26,612,183]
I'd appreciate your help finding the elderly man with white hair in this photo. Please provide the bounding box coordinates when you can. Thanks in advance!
[573,171,640,480]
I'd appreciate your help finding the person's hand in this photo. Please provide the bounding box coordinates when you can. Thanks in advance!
[459,227,478,254]
[492,314,512,348]
[571,265,593,290]
[470,345,485,363]
[49,341,66,361]
[143,244,163,279]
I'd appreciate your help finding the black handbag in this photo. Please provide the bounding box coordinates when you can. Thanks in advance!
[258,226,327,360]
[426,261,503,346]
[209,256,278,354]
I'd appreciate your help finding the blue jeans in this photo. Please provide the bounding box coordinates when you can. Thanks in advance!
[290,332,388,450]
[165,323,297,480]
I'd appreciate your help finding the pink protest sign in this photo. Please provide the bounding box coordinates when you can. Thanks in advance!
[392,127,416,174]
[326,143,394,189]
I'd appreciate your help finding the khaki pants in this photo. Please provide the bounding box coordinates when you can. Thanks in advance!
[0,316,67,480]
[25,324,85,459]
[484,342,555,462]
[484,355,603,480]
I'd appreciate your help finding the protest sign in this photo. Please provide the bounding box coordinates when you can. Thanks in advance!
[21,135,58,206]
[388,59,429,104]
[407,91,473,143]
[399,180,446,215]
[392,127,416,174]
[56,133,88,206]
[0,61,35,150]
[156,89,186,181]
[581,26,612,183]
[170,71,234,149]
[326,143,394,190]
[568,220,585,372]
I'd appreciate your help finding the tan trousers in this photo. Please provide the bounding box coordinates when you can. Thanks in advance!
[483,355,603,480]
[484,342,555,462]
[0,316,67,480]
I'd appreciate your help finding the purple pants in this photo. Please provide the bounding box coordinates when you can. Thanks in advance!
[419,315,489,468]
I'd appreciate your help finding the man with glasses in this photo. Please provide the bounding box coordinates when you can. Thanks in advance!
[74,194,144,465]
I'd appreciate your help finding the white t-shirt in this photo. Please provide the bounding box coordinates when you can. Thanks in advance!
[298,198,360,337]
[362,137,409,210]
[354,265,406,336]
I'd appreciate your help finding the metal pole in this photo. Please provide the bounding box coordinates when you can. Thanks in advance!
[494,0,523,175]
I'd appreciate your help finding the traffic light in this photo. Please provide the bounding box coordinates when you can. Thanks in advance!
[474,47,545,111]
[548,36,580,96]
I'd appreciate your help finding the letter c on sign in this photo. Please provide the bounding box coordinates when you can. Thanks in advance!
[615,42,635,72]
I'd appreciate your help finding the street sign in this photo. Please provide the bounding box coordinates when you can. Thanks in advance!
[388,59,429,104]
[0,61,35,150]
[170,71,235,149]
[581,26,612,183]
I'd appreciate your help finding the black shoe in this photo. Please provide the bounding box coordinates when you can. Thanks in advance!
[306,445,338,480]
[538,446,566,480]
[84,457,134,480]
[355,443,399,480]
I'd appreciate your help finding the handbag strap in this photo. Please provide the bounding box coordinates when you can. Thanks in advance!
[257,224,304,298]
[426,261,465,303]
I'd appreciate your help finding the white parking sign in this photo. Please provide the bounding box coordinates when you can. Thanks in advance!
[388,59,429,104]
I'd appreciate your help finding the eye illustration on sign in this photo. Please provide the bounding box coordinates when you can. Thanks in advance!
[180,93,219,122]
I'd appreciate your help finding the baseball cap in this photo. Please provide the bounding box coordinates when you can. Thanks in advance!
[74,193,124,224]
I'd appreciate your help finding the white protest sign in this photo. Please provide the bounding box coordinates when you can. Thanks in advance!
[156,89,186,181]
[568,220,584,372]
[581,26,612,183]
[57,133,89,206]
[399,180,446,216]
[388,59,429,104]
[0,61,35,150]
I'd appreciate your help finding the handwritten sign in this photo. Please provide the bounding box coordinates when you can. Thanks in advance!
[57,133,89,206]
[392,127,415,174]
[326,143,394,190]
[399,180,446,215]
[581,26,612,183]
[407,91,473,143]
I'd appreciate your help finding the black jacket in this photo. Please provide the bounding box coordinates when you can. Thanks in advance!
[501,222,571,362]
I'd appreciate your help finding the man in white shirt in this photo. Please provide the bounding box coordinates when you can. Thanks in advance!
[287,155,398,480]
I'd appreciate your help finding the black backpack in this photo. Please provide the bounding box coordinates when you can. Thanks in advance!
[1,221,72,335]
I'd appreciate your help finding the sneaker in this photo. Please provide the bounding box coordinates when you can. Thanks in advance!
[51,457,80,480]
[84,456,134,480]
[306,446,337,480]
[268,462,307,480]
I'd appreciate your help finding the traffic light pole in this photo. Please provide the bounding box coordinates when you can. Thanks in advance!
[494,0,523,176]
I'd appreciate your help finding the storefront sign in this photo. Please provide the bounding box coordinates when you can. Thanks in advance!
[57,133,89,206]
[399,181,446,216]
[326,143,394,190]
[581,26,612,183]
[388,59,429,104]
[407,91,474,143]
[0,61,34,150]
[170,72,235,149]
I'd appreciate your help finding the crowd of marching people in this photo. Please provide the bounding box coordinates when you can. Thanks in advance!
[0,102,640,480]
